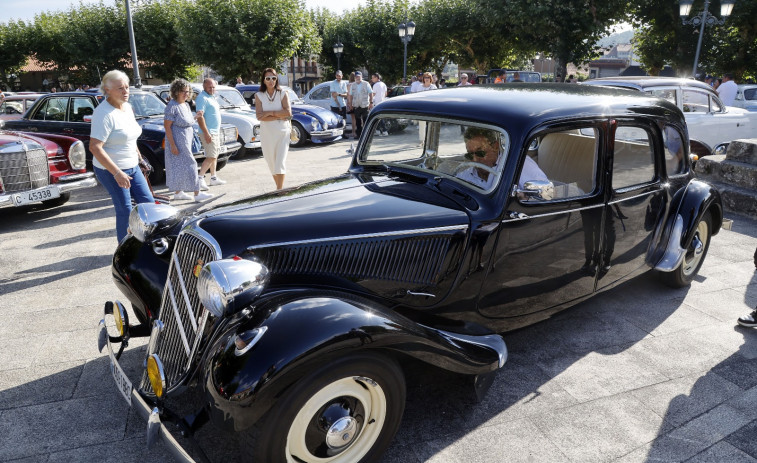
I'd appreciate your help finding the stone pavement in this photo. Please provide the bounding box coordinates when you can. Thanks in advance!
[1,138,756,463]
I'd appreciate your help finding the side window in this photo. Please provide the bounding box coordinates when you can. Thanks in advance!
[612,126,655,189]
[682,90,709,113]
[30,99,49,120]
[663,125,686,176]
[525,127,598,200]
[710,96,724,113]
[311,86,330,100]
[32,97,68,121]
[69,97,95,122]
[647,88,677,105]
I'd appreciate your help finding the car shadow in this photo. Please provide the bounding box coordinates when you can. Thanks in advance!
[0,254,113,296]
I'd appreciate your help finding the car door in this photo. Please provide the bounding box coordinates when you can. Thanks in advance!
[66,95,98,151]
[680,87,750,150]
[598,121,666,287]
[18,95,69,134]
[478,124,605,319]
[304,84,332,111]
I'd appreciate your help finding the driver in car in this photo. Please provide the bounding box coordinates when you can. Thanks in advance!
[458,126,548,190]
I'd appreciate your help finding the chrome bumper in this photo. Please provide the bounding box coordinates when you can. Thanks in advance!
[244,141,261,149]
[98,313,196,463]
[0,173,97,208]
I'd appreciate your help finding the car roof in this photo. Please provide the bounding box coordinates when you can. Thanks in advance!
[374,84,683,139]
[4,93,45,100]
[583,76,716,93]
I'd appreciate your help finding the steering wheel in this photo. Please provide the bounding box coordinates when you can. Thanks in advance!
[452,162,497,176]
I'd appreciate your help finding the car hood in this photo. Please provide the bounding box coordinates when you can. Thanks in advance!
[0,131,58,156]
[292,103,340,124]
[196,173,470,306]
[223,107,260,123]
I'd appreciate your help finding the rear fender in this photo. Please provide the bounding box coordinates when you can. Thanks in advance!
[651,180,722,271]
[202,293,506,431]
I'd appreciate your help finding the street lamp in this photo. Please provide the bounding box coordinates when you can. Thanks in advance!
[680,0,736,77]
[398,17,416,84]
[333,39,344,71]
[125,0,142,88]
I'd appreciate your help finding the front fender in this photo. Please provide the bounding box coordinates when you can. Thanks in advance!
[202,292,506,431]
[652,179,722,271]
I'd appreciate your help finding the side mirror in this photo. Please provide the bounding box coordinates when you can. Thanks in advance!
[516,180,554,201]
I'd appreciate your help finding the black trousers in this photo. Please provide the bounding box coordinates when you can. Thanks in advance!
[330,106,346,119]
[354,106,369,136]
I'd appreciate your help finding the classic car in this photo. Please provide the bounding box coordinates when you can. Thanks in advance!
[98,84,722,462]
[734,84,757,111]
[0,93,44,122]
[237,84,345,147]
[0,130,97,208]
[3,89,241,184]
[151,83,261,156]
[478,69,543,84]
[387,84,411,98]
[582,76,757,158]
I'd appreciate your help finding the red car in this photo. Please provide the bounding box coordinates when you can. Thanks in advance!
[0,130,97,208]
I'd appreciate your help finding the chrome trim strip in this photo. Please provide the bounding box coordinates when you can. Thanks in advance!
[171,253,199,332]
[234,326,268,356]
[166,281,192,356]
[246,224,468,251]
[187,309,209,370]
[608,189,660,205]
[503,203,604,223]
[145,320,164,357]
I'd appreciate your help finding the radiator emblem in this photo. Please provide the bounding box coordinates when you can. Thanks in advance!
[193,259,205,278]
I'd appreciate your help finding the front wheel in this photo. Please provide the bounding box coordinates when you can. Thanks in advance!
[289,121,308,147]
[252,352,406,463]
[661,210,712,288]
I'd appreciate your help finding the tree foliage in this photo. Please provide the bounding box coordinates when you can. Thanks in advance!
[177,0,321,83]
[0,20,28,89]
[133,0,196,81]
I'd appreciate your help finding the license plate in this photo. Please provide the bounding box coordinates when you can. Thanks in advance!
[107,344,133,406]
[333,129,343,136]
[12,186,60,206]
[219,145,228,154]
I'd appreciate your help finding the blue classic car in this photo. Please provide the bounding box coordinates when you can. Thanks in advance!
[3,89,242,183]
[99,84,722,462]
[237,84,345,147]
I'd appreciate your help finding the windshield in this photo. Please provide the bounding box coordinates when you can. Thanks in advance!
[359,116,509,193]
[216,89,248,108]
[130,92,166,117]
[284,88,303,104]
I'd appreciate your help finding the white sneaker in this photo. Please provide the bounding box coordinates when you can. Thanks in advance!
[198,177,209,191]
[173,191,192,201]
[194,192,214,202]
[209,176,227,186]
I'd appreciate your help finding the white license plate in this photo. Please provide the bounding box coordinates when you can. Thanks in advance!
[219,145,228,154]
[108,345,133,406]
[333,129,343,136]
[12,186,60,206]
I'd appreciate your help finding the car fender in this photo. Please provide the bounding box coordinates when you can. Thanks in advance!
[291,113,315,133]
[220,112,256,142]
[202,292,506,431]
[651,179,722,271]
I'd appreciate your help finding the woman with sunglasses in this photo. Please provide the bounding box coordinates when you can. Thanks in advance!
[164,79,212,202]
[255,68,292,190]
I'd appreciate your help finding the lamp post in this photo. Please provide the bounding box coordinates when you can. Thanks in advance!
[333,39,344,71]
[125,0,142,88]
[397,16,416,84]
[680,0,736,77]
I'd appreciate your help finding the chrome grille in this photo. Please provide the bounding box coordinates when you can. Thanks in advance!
[141,229,220,394]
[261,235,453,285]
[0,147,49,193]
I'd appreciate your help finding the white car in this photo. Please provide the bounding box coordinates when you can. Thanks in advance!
[583,77,757,157]
[151,84,261,155]
[303,81,352,129]
[734,84,757,112]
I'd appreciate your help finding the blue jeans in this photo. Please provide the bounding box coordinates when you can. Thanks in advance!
[95,165,154,242]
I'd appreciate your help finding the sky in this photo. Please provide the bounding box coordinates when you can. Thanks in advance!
[2,0,370,22]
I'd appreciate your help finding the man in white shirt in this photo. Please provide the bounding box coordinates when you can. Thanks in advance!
[457,73,472,86]
[410,73,422,93]
[349,71,373,137]
[717,73,738,106]
[370,73,389,136]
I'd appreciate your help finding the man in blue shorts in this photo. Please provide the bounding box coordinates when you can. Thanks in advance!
[196,78,226,188]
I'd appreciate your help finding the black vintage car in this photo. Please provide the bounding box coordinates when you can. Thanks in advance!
[3,90,242,183]
[98,84,722,462]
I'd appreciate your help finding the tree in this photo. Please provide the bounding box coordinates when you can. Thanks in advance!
[133,0,196,81]
[0,20,28,90]
[177,0,321,83]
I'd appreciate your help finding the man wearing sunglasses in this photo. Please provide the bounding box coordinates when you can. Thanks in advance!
[457,127,547,190]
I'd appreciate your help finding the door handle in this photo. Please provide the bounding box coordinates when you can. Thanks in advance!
[63,128,74,133]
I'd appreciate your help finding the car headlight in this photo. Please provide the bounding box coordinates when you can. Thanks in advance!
[311,120,320,131]
[67,140,86,170]
[128,202,181,242]
[253,125,260,137]
[197,258,269,317]
[146,354,166,398]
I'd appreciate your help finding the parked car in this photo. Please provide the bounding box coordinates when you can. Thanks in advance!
[387,85,411,97]
[2,89,241,184]
[734,84,757,111]
[0,130,97,208]
[0,93,44,122]
[237,84,345,147]
[98,84,722,462]
[151,83,261,156]
[582,76,757,158]
[478,69,542,84]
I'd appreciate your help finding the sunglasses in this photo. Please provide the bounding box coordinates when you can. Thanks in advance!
[264,76,277,81]
[464,150,488,160]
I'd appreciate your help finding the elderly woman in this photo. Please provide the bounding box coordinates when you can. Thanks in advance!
[89,70,154,242]
[164,79,213,202]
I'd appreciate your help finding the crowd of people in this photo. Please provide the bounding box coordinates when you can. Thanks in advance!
[703,73,739,106]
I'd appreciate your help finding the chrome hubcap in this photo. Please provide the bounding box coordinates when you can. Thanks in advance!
[326,416,359,449]
[682,220,708,276]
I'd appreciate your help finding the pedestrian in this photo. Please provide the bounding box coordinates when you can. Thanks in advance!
[329,70,348,121]
[457,73,472,86]
[438,78,446,88]
[494,70,506,84]
[349,71,373,138]
[564,74,575,84]
[89,70,154,242]
[512,72,524,83]
[346,72,358,139]
[371,72,388,136]
[415,72,437,144]
[195,78,226,188]
[736,247,757,327]
[235,76,243,87]
[164,79,213,203]
[704,75,715,87]
[255,68,292,190]
[717,73,738,106]
[410,73,423,92]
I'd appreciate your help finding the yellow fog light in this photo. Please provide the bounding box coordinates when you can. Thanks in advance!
[113,303,126,337]
[146,354,166,398]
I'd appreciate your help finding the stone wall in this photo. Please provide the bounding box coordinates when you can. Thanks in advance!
[695,139,757,218]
